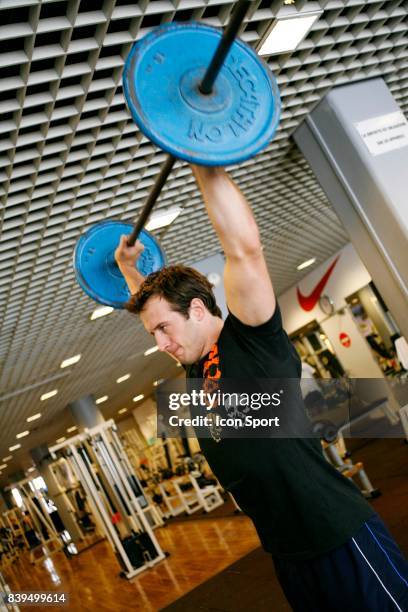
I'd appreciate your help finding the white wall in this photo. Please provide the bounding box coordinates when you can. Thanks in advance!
[192,252,227,319]
[116,415,141,435]
[278,243,371,335]
[132,398,157,444]
[320,309,383,378]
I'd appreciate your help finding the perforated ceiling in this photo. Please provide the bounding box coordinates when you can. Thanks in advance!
[0,0,407,482]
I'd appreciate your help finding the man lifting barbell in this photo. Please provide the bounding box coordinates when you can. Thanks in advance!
[115,165,408,612]
[72,2,407,608]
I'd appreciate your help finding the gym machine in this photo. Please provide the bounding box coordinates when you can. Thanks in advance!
[0,571,19,612]
[5,478,65,565]
[0,515,21,570]
[49,420,166,579]
[134,450,225,519]
[49,456,104,542]
[2,509,28,553]
[322,441,381,499]
[159,475,224,518]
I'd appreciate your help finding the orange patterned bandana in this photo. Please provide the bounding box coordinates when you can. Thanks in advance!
[203,343,221,380]
[202,343,222,442]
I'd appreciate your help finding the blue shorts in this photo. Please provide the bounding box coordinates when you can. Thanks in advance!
[273,514,408,611]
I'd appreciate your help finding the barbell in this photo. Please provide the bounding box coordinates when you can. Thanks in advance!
[74,0,281,308]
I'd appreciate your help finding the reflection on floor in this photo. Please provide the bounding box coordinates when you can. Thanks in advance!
[4,505,259,611]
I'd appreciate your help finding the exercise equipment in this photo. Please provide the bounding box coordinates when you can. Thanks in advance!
[2,508,28,552]
[74,221,166,309]
[49,420,166,579]
[49,457,102,541]
[121,434,225,518]
[147,453,224,518]
[0,571,19,612]
[123,23,279,166]
[73,0,280,308]
[5,479,64,564]
[0,520,20,569]
[312,419,339,444]
[322,440,381,500]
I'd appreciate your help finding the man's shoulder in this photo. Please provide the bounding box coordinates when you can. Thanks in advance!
[220,303,300,371]
[223,303,283,338]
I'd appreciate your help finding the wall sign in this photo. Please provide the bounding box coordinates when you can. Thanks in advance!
[296,256,339,312]
[339,332,351,348]
[279,244,372,336]
[355,111,408,156]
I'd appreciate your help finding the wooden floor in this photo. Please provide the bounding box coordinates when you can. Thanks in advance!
[3,437,407,612]
[3,507,259,611]
[163,439,408,611]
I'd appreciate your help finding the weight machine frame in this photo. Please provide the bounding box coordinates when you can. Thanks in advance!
[49,420,166,579]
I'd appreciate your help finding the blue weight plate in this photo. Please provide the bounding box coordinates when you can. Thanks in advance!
[74,220,166,309]
[123,22,280,166]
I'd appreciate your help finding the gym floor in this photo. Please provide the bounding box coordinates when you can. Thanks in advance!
[3,438,407,612]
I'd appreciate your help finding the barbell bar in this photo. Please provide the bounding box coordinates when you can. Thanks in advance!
[74,0,281,308]
[124,0,259,249]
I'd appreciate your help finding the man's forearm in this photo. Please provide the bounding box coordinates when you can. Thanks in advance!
[191,166,261,259]
[118,264,145,294]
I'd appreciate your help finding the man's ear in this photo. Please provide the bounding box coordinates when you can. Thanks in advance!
[189,298,206,321]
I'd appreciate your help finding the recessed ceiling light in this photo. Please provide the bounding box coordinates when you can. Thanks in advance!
[56,437,66,444]
[145,206,182,231]
[60,354,81,368]
[297,257,316,271]
[133,394,144,402]
[207,272,221,287]
[3,456,12,462]
[16,431,30,439]
[90,306,114,320]
[116,374,131,383]
[9,444,21,452]
[40,389,58,401]
[118,408,128,414]
[27,467,36,473]
[258,9,322,56]
[27,413,42,423]
[0,464,7,470]
[67,426,77,433]
[153,379,164,387]
[144,346,159,356]
[95,396,108,404]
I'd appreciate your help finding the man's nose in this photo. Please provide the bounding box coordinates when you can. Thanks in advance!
[156,336,170,352]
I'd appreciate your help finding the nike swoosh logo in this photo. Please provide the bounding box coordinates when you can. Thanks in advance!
[297,255,340,312]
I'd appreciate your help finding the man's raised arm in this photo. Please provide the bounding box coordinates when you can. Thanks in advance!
[115,236,145,295]
[191,165,275,326]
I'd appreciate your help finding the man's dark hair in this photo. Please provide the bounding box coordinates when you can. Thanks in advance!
[126,265,222,318]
